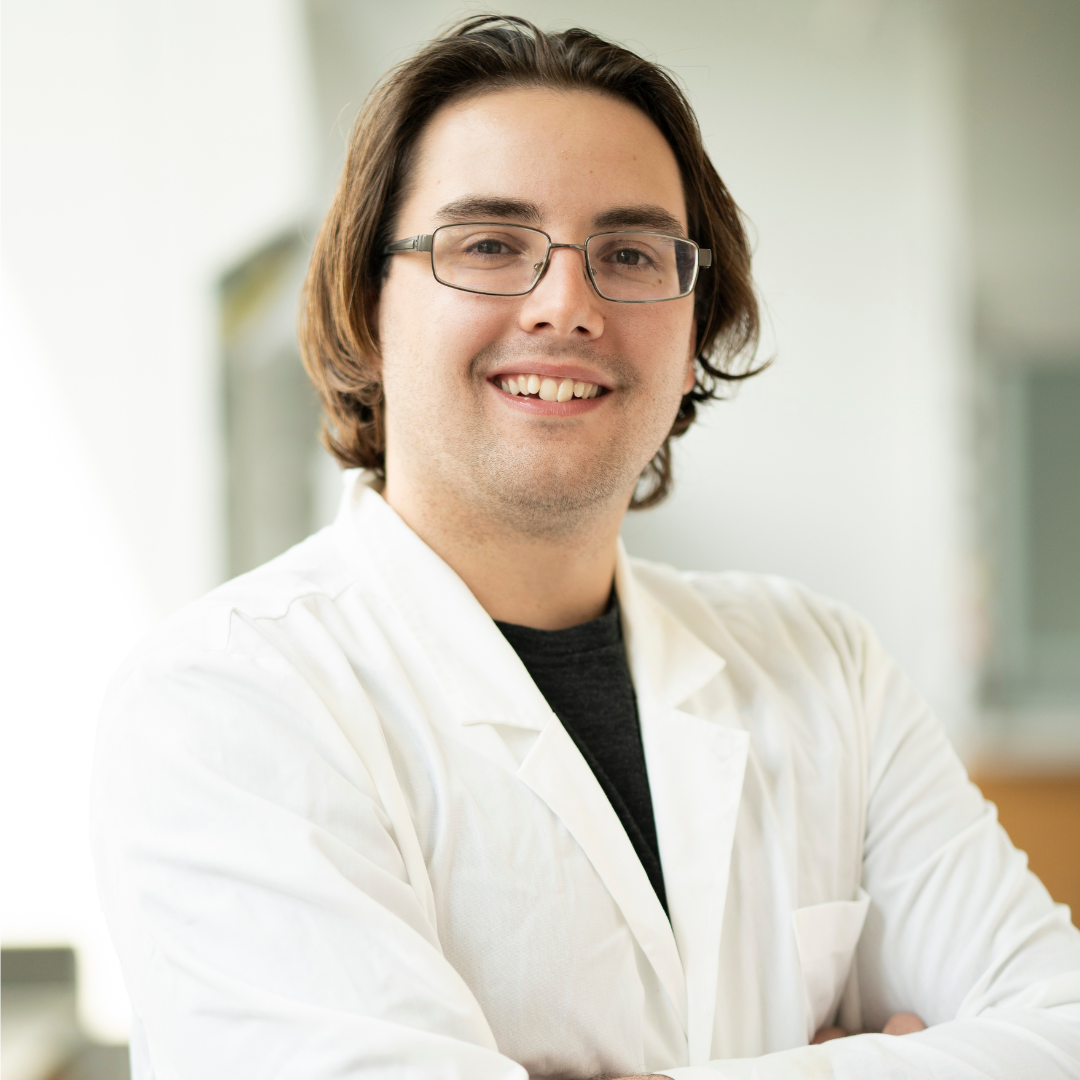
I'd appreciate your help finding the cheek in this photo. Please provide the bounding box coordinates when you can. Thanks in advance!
[626,307,695,395]
[380,271,511,378]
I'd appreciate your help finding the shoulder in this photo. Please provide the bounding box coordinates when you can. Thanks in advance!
[96,523,373,767]
[113,525,357,679]
[93,524,380,813]
[628,556,874,672]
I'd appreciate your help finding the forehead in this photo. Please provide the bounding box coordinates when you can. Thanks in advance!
[405,87,687,230]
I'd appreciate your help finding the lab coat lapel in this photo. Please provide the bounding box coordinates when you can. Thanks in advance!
[343,480,552,735]
[515,712,689,1032]
[347,484,690,1029]
[642,712,747,1063]
[344,482,746,1044]
[618,547,749,1065]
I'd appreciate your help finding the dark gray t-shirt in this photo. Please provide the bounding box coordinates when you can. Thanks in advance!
[496,594,668,914]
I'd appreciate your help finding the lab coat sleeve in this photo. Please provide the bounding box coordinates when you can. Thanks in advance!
[662,609,1080,1079]
[91,624,529,1080]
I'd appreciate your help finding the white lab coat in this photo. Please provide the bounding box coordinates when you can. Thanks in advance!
[92,472,1080,1079]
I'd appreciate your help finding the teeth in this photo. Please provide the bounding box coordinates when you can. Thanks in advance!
[496,374,602,400]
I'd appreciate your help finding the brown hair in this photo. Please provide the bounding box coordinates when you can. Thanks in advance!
[301,14,762,508]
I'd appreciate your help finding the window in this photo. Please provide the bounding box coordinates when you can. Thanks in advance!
[984,361,1080,710]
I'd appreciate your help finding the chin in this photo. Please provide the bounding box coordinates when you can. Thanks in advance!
[467,445,642,535]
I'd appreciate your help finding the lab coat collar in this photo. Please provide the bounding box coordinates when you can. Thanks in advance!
[337,474,727,728]
[338,475,553,732]
[614,542,727,712]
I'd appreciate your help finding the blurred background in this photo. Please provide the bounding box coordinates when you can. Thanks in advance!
[2,0,1078,1076]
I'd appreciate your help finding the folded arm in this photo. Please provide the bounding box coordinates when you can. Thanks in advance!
[661,613,1080,1078]
[92,641,531,1080]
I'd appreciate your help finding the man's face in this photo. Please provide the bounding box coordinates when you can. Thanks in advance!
[378,87,697,536]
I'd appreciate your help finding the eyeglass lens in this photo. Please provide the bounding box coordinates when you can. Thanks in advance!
[431,224,698,300]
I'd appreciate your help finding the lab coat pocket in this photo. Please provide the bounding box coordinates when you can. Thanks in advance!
[792,888,870,1041]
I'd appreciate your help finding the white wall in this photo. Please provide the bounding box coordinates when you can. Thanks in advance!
[963,0,1080,356]
[618,2,974,736]
[1,0,317,1040]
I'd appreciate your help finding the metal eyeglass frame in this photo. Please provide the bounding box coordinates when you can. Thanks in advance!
[383,223,712,303]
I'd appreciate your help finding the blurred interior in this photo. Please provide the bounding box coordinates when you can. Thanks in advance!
[2,1,1078,1076]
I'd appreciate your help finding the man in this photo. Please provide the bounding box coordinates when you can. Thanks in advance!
[92,15,1080,1079]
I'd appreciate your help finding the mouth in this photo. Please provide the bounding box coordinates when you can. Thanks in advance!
[492,373,606,402]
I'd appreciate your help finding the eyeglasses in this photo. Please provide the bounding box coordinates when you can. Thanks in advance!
[383,223,711,303]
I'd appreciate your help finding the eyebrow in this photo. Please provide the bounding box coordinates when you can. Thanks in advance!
[432,196,686,237]
[592,205,686,236]
[434,196,542,225]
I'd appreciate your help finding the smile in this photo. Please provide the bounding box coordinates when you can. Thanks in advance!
[494,374,604,401]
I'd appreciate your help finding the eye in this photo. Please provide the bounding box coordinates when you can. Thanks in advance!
[612,248,646,265]
[468,238,515,256]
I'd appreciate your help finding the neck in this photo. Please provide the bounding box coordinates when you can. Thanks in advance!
[383,476,627,630]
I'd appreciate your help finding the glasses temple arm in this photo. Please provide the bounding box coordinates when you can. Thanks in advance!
[383,235,434,255]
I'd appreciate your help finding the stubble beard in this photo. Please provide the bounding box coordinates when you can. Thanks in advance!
[420,342,666,541]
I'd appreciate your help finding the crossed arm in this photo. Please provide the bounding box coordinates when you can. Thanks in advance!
[612,1013,927,1079]
[92,616,1080,1078]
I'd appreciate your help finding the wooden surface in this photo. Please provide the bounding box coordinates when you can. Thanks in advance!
[972,772,1080,927]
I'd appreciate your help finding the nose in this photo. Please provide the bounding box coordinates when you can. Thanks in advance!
[517,245,605,340]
